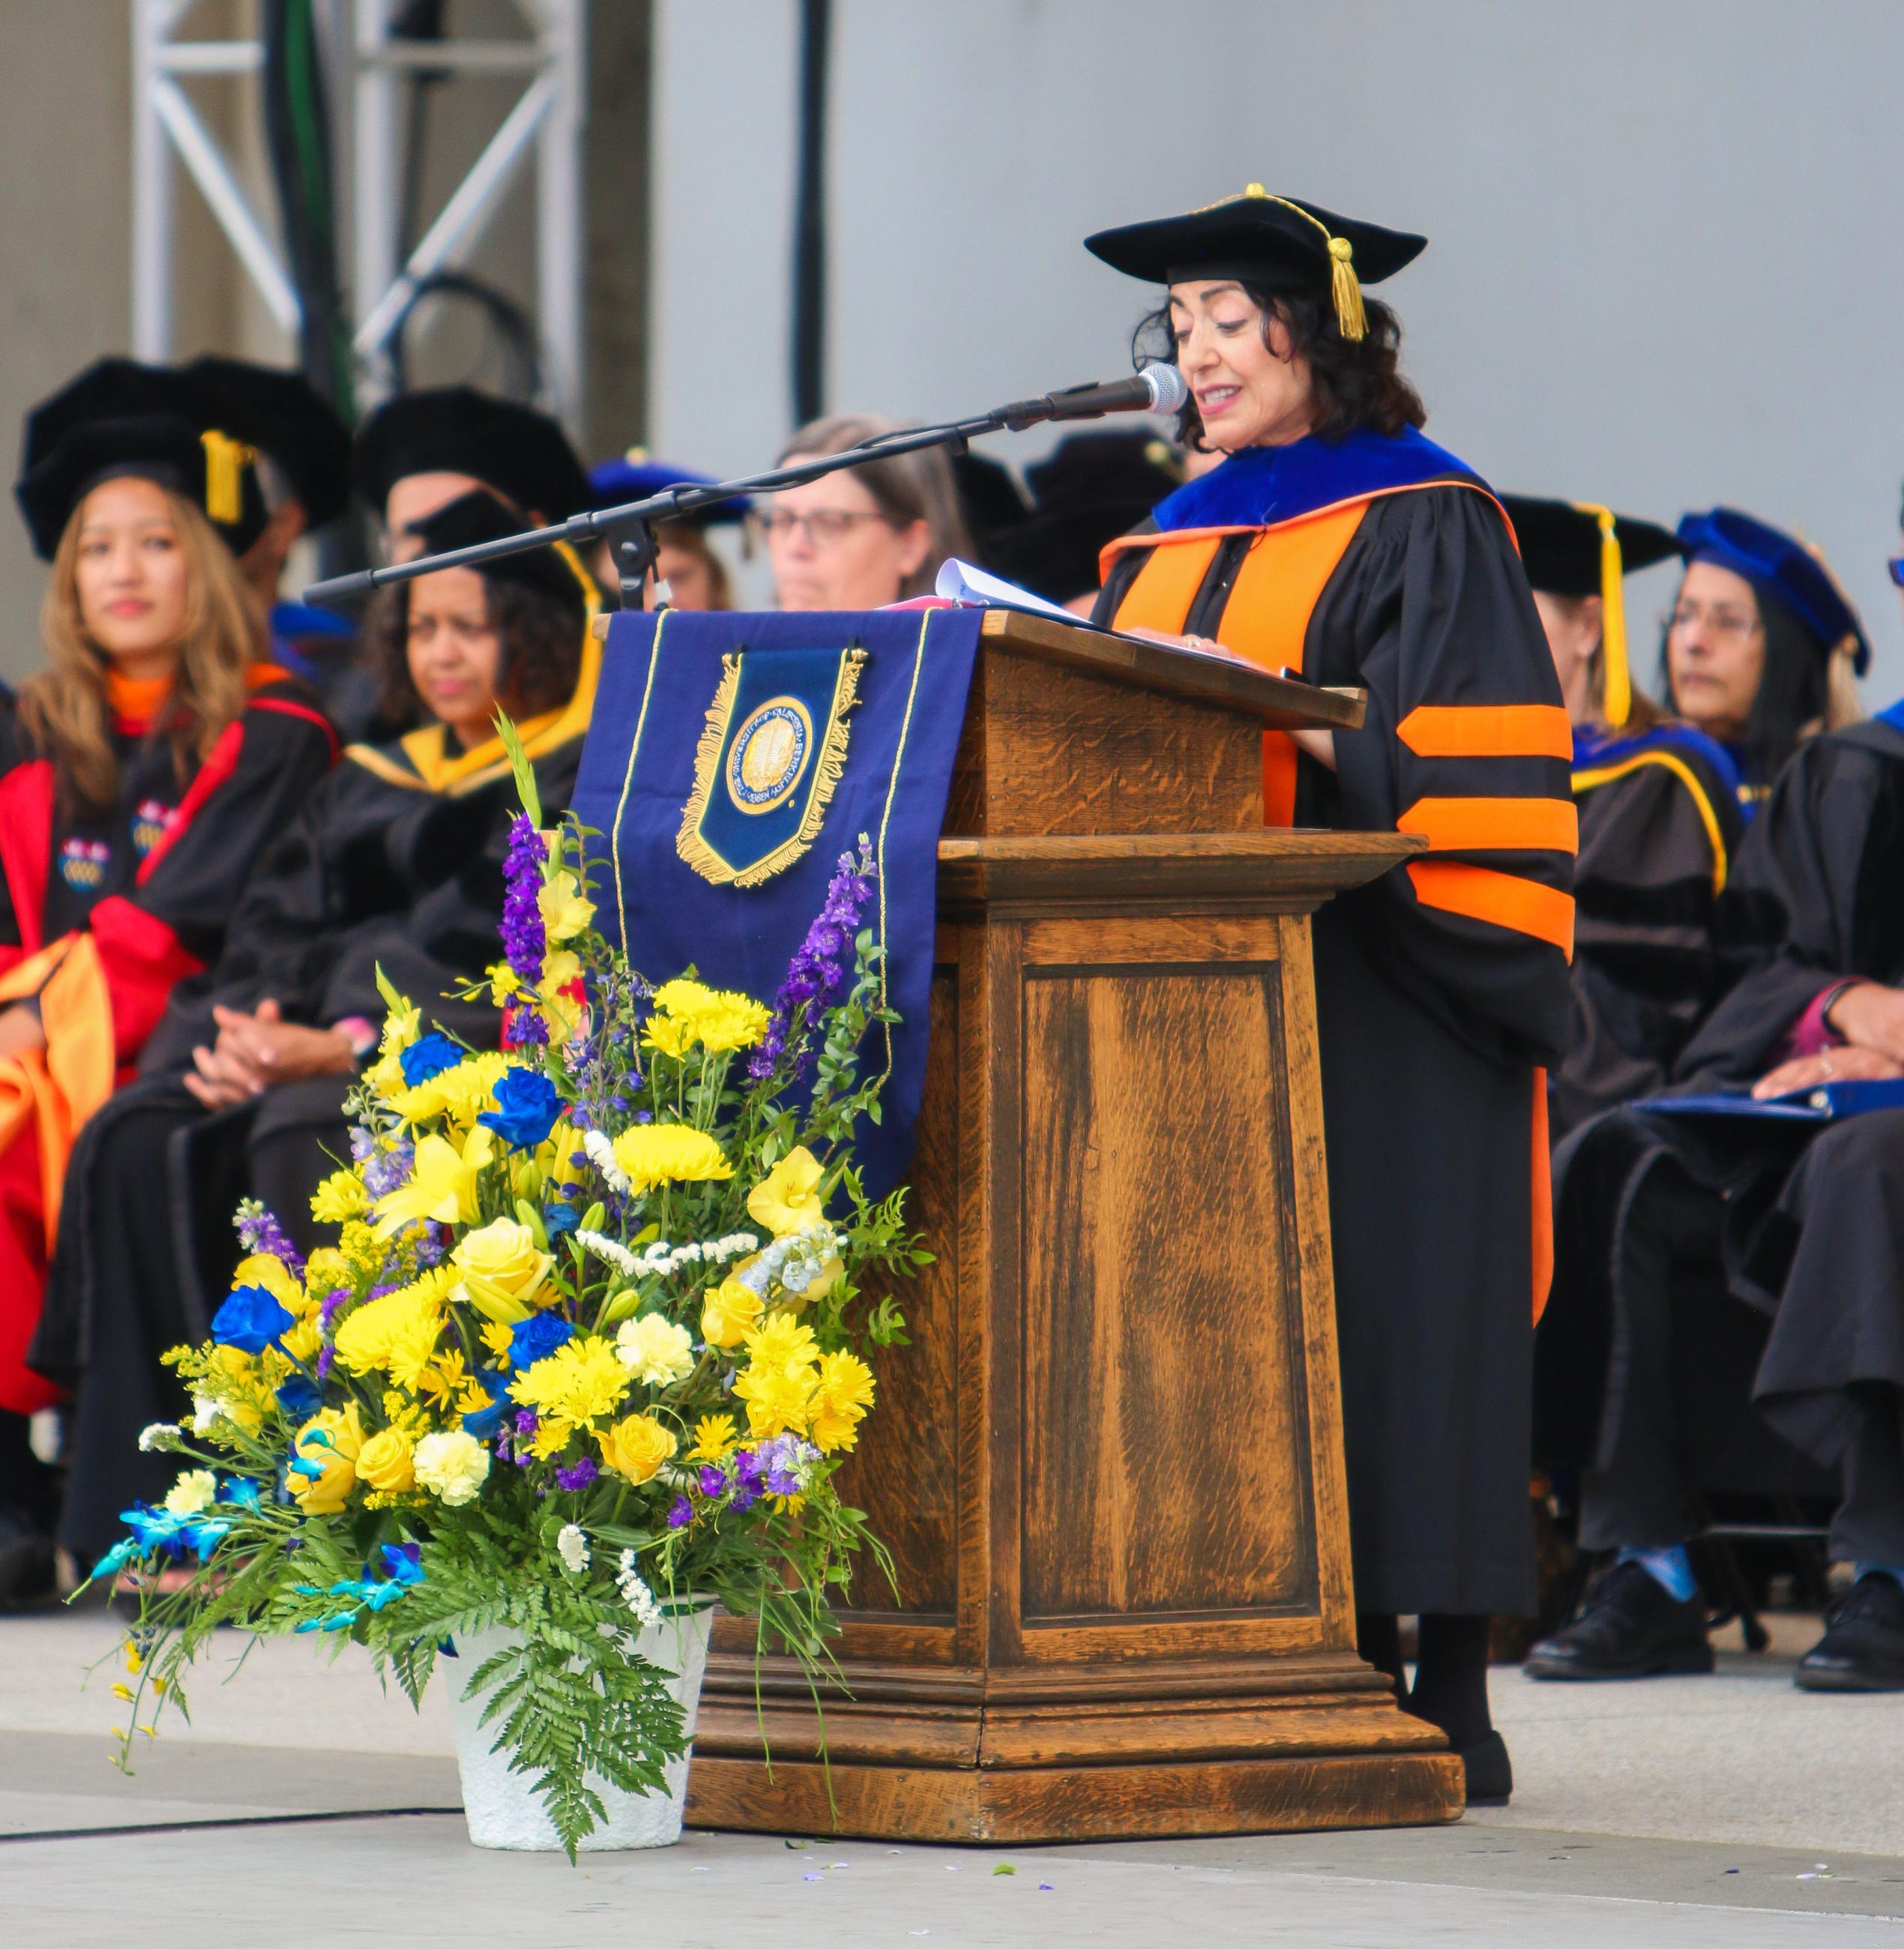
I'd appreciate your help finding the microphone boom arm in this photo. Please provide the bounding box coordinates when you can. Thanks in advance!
[303,378,1175,607]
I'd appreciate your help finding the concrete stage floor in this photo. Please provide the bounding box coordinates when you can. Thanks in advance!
[4,1607,1902,1945]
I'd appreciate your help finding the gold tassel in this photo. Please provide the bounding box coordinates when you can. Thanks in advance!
[1327,235,1367,342]
[199,430,256,526]
[1577,502,1630,729]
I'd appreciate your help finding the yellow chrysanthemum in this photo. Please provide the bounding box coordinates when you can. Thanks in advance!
[747,1146,825,1238]
[478,1320,515,1361]
[310,1169,367,1226]
[598,1412,677,1483]
[508,1335,631,1436]
[332,1278,445,1379]
[809,1349,876,1453]
[687,1412,738,1462]
[700,1273,764,1350]
[373,1125,495,1232]
[610,1123,734,1196]
[648,977,771,1055]
[733,1315,820,1438]
[388,1050,509,1130]
[538,870,595,944]
[418,1348,470,1414]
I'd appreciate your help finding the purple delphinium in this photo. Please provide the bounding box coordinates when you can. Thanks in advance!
[666,1496,693,1530]
[754,1433,811,1496]
[501,814,547,984]
[697,1464,726,1498]
[728,1448,766,1512]
[554,1456,599,1492]
[235,1203,307,1280]
[315,1347,336,1379]
[361,1139,414,1201]
[749,839,876,1082]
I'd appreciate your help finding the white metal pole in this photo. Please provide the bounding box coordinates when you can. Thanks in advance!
[354,0,401,402]
[131,0,186,359]
[533,0,585,433]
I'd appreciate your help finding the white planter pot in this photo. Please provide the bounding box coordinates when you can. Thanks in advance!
[448,1602,716,1852]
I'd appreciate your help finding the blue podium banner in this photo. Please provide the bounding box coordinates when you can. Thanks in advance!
[571,605,983,1197]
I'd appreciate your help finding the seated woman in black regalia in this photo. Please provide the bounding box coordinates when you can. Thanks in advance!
[33,489,600,1577]
[1499,497,1744,1138]
[1527,513,1904,1690]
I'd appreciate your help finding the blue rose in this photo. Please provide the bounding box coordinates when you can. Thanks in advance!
[543,1199,579,1240]
[507,1313,573,1370]
[400,1031,463,1087]
[275,1375,322,1421]
[477,1066,563,1152]
[211,1284,296,1355]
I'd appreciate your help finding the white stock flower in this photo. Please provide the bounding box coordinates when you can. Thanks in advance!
[556,1522,590,1574]
[137,1424,182,1454]
[576,1228,639,1278]
[190,1395,221,1435]
[583,1127,630,1193]
[615,1547,663,1630]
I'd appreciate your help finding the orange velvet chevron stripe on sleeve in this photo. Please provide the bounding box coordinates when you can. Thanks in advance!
[1406,859,1575,959]
[1398,796,1579,855]
[1397,704,1573,760]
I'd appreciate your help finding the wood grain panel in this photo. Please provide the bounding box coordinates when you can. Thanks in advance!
[1017,960,1316,1624]
[831,961,961,1621]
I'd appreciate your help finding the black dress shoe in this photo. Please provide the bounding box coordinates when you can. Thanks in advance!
[1795,1573,1904,1692]
[1456,1729,1513,1806]
[1522,1559,1714,1680]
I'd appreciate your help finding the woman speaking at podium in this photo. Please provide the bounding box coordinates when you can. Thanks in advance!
[1088,187,1574,1803]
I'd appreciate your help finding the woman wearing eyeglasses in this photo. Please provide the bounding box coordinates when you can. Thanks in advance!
[1660,508,1866,813]
[764,413,971,611]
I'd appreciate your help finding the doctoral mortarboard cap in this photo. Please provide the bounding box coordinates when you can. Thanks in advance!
[989,431,1184,606]
[1676,506,1869,675]
[586,449,750,525]
[355,387,591,523]
[15,409,268,561]
[184,357,352,527]
[1085,184,1426,342]
[406,487,592,614]
[19,356,199,478]
[1502,495,1683,729]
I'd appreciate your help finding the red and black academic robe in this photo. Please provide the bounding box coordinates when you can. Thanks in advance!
[1092,428,1574,1616]
[1552,723,1744,1139]
[1536,715,1904,1489]
[0,669,335,1412]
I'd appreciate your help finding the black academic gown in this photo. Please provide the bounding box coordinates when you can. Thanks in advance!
[1537,717,1904,1491]
[34,712,590,1564]
[1551,725,1744,1139]
[1097,454,1573,1615]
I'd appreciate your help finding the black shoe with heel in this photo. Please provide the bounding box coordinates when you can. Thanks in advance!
[1795,1573,1904,1691]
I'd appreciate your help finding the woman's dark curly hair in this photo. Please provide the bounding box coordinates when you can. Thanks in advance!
[364,573,585,731]
[1133,286,1425,450]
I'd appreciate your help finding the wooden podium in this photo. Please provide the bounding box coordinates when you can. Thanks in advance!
[684,609,1457,1842]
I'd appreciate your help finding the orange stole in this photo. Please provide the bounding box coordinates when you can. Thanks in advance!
[1109,504,1368,825]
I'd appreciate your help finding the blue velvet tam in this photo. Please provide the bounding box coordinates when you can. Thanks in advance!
[477,1066,562,1152]
[1675,506,1869,673]
[587,451,750,525]
[211,1284,296,1355]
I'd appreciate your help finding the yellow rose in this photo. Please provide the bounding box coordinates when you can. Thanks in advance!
[610,1123,734,1196]
[451,1217,553,1317]
[747,1147,825,1238]
[162,1468,217,1516]
[310,1169,367,1226]
[355,1427,417,1494]
[597,1413,677,1483]
[700,1273,764,1349]
[538,870,595,944]
[291,1403,365,1515]
[413,1430,491,1507]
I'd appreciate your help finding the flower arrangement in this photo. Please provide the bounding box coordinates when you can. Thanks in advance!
[88,727,918,1855]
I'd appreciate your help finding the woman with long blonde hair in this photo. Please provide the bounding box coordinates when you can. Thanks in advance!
[0,389,336,1598]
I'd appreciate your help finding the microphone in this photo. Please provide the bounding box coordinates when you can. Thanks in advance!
[994,365,1188,429]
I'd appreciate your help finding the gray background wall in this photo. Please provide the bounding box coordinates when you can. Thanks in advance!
[650,0,1904,690]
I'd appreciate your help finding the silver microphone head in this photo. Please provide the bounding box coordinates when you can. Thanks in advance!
[1142,365,1190,415]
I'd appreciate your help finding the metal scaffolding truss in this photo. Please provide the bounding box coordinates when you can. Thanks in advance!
[129,0,585,421]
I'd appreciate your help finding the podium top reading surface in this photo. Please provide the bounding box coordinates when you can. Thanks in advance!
[977,608,1364,731]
